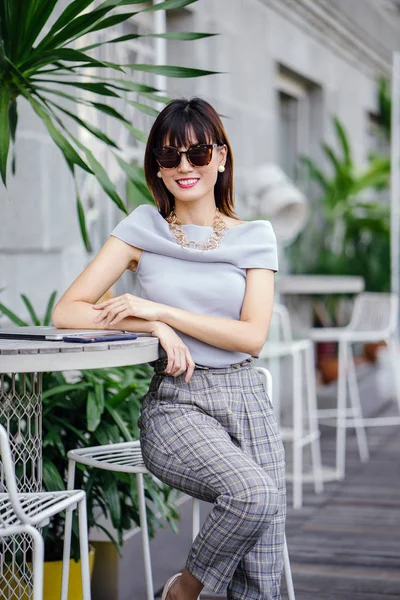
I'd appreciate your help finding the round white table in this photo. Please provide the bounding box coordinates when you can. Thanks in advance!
[275,275,365,338]
[0,334,159,599]
[0,335,159,492]
[275,275,365,295]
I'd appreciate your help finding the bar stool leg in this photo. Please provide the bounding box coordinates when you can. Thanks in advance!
[192,497,200,542]
[336,341,348,480]
[304,344,324,494]
[387,337,400,413]
[78,496,92,600]
[61,459,76,600]
[283,534,296,600]
[30,526,45,600]
[136,473,154,600]
[347,344,369,463]
[292,350,303,509]
[192,498,201,599]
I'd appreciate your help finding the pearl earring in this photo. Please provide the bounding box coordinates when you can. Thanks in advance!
[218,165,225,173]
[157,171,162,178]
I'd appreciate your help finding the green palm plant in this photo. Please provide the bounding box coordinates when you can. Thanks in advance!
[289,117,390,290]
[377,76,391,141]
[0,0,218,249]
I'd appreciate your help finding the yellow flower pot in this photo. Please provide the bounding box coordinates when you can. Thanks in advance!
[1,547,95,600]
[43,547,95,600]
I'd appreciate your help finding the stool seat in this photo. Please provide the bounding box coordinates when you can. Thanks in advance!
[0,490,85,527]
[68,442,147,473]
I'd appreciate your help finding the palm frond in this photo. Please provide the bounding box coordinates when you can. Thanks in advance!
[0,0,219,248]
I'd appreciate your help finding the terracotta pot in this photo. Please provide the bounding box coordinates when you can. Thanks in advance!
[364,341,386,363]
[315,341,337,367]
[319,357,339,384]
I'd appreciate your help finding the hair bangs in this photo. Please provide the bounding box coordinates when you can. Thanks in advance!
[158,107,218,149]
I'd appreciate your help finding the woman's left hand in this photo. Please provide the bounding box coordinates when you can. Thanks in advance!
[93,294,165,326]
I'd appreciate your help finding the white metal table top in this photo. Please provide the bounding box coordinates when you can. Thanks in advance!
[0,336,159,373]
[275,275,365,295]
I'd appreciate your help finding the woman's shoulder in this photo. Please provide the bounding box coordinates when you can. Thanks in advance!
[110,203,172,251]
[223,217,278,271]
[126,203,160,222]
[224,216,276,238]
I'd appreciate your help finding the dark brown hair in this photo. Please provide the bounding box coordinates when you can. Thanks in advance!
[144,97,235,217]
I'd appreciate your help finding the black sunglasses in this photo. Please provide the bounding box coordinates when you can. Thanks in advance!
[154,143,220,169]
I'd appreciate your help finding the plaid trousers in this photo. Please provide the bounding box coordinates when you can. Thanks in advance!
[139,358,286,600]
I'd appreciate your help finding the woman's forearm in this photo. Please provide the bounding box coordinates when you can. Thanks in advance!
[52,301,158,334]
[157,306,266,356]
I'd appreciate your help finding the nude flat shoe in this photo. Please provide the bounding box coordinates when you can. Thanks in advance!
[161,572,182,600]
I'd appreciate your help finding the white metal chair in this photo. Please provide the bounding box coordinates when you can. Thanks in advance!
[65,368,296,600]
[256,366,296,600]
[259,304,324,509]
[310,292,400,480]
[0,424,91,600]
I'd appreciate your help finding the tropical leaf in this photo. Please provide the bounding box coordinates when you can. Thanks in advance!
[21,294,41,325]
[44,291,58,325]
[299,156,331,193]
[43,456,65,491]
[351,157,390,195]
[334,117,352,167]
[0,88,11,185]
[0,0,218,250]
[27,95,92,174]
[117,156,153,202]
[8,98,17,173]
[73,135,128,214]
[0,302,28,326]
[126,64,220,78]
[82,31,217,51]
[127,100,159,118]
[76,192,92,252]
[377,77,391,140]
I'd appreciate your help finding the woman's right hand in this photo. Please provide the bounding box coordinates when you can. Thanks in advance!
[150,322,195,383]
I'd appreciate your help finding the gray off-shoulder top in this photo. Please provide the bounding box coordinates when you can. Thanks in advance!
[111,204,278,367]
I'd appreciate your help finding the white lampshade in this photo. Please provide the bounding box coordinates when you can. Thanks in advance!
[236,164,309,245]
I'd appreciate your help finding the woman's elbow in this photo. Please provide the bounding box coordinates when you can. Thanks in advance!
[52,300,74,328]
[250,339,266,357]
[243,333,267,357]
[51,303,65,328]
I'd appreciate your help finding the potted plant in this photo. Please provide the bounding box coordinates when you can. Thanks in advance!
[287,116,390,381]
[0,295,180,599]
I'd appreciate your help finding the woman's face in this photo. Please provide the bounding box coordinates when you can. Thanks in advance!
[157,133,227,207]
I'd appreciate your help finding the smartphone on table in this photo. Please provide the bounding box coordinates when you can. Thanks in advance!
[62,332,138,344]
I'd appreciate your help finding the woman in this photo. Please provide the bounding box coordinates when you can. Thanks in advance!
[52,97,286,600]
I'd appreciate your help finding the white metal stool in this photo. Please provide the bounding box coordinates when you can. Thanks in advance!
[310,292,400,480]
[0,424,91,600]
[259,304,324,509]
[65,367,296,600]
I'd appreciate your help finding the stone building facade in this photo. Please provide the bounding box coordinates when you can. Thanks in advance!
[0,0,399,321]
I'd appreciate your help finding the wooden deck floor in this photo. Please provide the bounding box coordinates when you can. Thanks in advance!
[281,424,400,600]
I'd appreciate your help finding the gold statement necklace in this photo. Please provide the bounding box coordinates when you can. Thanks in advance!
[166,209,228,251]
